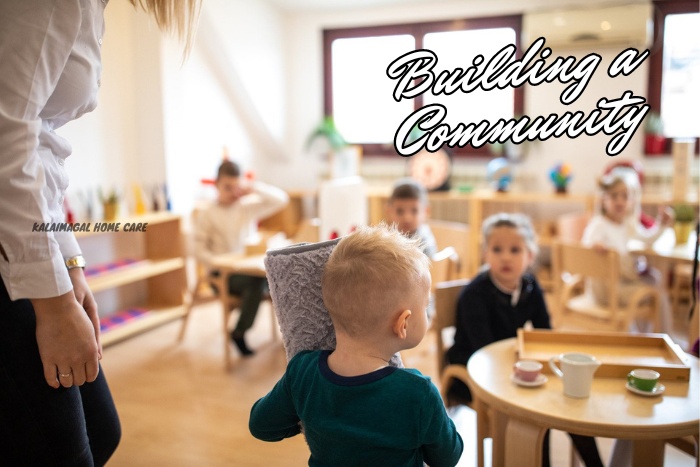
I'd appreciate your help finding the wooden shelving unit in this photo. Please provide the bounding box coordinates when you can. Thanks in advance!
[77,212,187,346]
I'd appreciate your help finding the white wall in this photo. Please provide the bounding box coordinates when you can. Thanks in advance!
[57,0,138,217]
[61,0,288,218]
[162,0,289,216]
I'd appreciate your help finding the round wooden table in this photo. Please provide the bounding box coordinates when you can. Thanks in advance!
[466,338,699,467]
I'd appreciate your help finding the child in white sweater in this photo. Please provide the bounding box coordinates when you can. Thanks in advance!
[194,160,288,355]
[581,167,674,331]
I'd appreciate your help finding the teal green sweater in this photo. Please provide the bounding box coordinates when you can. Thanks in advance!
[249,350,463,467]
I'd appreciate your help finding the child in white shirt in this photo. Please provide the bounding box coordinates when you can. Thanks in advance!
[194,160,288,355]
[581,168,674,331]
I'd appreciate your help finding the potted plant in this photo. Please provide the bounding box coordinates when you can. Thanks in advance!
[98,187,120,221]
[673,204,695,245]
[644,112,667,155]
[306,115,347,153]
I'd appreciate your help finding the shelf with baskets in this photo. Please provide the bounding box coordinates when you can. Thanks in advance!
[76,212,187,346]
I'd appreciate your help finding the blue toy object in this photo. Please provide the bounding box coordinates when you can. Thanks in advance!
[549,162,573,193]
[487,157,513,192]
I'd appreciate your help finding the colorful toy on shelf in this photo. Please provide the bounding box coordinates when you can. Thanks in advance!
[98,187,119,221]
[132,183,147,216]
[486,157,513,192]
[163,183,172,211]
[549,162,573,193]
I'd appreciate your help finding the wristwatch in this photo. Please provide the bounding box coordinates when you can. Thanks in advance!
[65,255,86,270]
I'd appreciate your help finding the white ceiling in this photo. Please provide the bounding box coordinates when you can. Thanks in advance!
[265,0,440,13]
[265,0,650,14]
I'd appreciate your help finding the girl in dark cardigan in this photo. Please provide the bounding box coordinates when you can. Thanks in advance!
[446,213,604,467]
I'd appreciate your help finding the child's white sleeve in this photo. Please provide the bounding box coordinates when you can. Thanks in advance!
[192,209,214,265]
[243,182,289,221]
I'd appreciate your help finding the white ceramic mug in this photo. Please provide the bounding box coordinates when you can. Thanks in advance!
[549,352,601,398]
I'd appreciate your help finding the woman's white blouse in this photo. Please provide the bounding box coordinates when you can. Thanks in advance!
[0,0,107,300]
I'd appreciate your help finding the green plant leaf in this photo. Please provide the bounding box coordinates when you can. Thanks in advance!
[306,115,347,151]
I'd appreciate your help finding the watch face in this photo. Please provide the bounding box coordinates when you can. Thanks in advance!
[408,149,451,191]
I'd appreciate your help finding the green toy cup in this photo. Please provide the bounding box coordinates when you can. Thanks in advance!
[627,369,660,392]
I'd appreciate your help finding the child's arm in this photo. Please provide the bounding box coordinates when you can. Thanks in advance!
[241,181,289,221]
[632,206,674,245]
[249,372,302,442]
[192,210,215,265]
[421,383,464,466]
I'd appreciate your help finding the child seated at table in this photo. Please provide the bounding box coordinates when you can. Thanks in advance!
[582,168,674,333]
[445,212,603,467]
[386,178,438,258]
[249,225,464,466]
[194,160,288,356]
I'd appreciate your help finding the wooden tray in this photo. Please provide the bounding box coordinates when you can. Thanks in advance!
[516,329,691,381]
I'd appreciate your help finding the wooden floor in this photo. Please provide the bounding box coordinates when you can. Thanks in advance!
[102,300,695,466]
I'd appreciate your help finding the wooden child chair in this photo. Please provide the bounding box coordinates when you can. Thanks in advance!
[427,219,470,279]
[178,209,276,370]
[433,279,494,467]
[552,241,661,333]
[431,247,460,290]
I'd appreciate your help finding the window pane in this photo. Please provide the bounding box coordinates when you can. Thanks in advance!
[332,35,415,143]
[661,13,700,138]
[423,28,516,128]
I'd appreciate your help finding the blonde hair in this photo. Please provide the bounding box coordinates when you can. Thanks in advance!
[597,168,641,235]
[129,0,201,57]
[482,213,539,257]
[321,224,431,337]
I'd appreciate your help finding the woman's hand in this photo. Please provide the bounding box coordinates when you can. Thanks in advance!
[69,267,102,359]
[30,289,100,389]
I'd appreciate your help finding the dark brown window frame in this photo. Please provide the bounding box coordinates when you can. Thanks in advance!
[647,0,699,155]
[323,15,523,158]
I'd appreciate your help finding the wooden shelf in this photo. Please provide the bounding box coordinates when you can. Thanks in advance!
[101,305,185,347]
[87,257,185,293]
[74,212,181,239]
[76,212,187,345]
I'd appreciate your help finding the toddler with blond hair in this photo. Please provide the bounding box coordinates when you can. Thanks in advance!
[249,224,463,466]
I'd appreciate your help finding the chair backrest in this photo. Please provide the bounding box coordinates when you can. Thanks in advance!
[431,247,459,291]
[433,279,469,371]
[551,241,623,327]
[427,219,470,278]
[552,241,620,281]
[556,211,592,243]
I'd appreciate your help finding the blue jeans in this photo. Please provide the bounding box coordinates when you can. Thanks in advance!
[0,282,121,466]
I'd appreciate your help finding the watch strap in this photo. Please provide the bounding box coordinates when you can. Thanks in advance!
[65,255,86,269]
